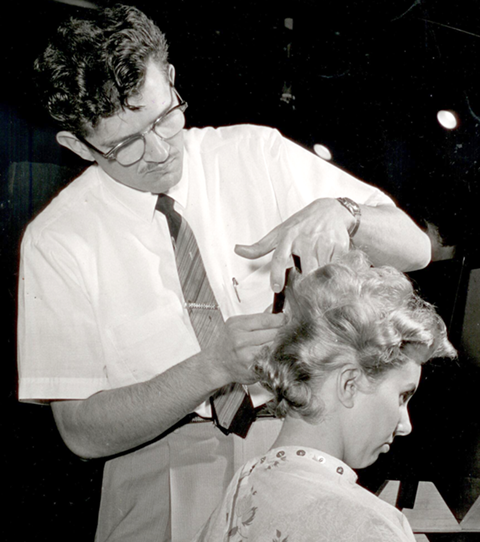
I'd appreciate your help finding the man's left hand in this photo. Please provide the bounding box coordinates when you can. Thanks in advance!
[235,198,353,292]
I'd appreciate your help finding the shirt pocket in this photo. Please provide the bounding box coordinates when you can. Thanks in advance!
[234,260,274,314]
[107,304,200,384]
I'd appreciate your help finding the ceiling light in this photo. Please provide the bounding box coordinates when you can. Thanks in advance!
[437,110,459,130]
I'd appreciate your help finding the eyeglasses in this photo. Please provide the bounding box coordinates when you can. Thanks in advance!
[80,87,188,166]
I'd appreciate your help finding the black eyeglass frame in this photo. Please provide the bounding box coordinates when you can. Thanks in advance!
[78,87,188,166]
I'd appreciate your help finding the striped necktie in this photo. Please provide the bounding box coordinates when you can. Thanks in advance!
[156,194,256,438]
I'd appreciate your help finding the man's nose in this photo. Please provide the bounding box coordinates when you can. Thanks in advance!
[395,407,413,437]
[143,132,170,163]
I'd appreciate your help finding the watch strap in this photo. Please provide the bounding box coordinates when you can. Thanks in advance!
[337,197,361,238]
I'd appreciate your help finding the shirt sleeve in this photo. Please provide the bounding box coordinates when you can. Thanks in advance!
[17,227,109,402]
[261,127,395,219]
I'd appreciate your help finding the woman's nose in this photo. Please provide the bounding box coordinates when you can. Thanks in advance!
[395,407,413,437]
[144,132,170,163]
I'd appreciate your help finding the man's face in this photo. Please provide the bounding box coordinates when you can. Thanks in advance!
[83,61,185,195]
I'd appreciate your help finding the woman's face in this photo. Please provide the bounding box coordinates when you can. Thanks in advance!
[343,360,421,469]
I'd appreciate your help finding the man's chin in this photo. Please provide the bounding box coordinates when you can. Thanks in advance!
[147,167,183,195]
[149,176,181,195]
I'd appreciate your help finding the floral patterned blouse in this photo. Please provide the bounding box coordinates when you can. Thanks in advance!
[193,446,415,542]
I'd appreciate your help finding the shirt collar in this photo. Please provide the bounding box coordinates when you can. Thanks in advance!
[96,165,158,222]
[265,446,358,484]
[164,146,189,211]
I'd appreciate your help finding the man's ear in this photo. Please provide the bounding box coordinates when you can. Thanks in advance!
[168,64,176,86]
[337,366,362,408]
[56,131,96,162]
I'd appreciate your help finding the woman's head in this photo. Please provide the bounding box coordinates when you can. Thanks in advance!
[255,250,456,422]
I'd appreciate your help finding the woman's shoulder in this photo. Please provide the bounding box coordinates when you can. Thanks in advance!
[303,483,415,542]
[194,448,414,542]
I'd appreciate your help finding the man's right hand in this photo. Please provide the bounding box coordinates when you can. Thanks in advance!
[207,312,285,386]
[51,311,285,459]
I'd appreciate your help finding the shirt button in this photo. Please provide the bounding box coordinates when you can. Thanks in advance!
[277,451,285,458]
[296,450,306,456]
[336,466,344,475]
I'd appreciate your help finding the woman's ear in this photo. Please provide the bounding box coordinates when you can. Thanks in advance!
[56,131,96,162]
[337,366,362,408]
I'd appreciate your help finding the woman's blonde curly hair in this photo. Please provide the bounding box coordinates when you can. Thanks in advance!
[254,250,457,421]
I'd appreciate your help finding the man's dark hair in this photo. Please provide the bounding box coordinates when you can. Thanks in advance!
[34,4,169,137]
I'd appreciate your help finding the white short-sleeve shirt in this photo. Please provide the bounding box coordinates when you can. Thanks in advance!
[18,124,394,404]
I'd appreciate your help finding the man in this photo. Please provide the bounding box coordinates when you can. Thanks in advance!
[17,5,431,542]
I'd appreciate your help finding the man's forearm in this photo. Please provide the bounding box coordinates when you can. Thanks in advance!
[354,204,431,272]
[51,349,227,459]
[51,311,284,459]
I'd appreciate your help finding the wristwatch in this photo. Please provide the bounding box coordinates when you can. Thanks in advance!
[337,197,361,238]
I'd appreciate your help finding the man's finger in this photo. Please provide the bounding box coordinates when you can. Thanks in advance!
[238,327,283,348]
[269,239,295,292]
[227,312,285,331]
[329,237,350,263]
[297,251,317,276]
[234,225,280,260]
[312,242,336,269]
[315,232,350,265]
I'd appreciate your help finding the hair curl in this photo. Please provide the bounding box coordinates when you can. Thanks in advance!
[255,250,456,421]
[34,4,169,137]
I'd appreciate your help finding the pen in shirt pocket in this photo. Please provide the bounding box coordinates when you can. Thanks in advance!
[232,277,241,303]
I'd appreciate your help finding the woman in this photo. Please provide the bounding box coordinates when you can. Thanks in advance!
[193,250,456,542]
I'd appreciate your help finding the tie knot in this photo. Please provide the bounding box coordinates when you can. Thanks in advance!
[156,193,175,214]
[156,194,181,241]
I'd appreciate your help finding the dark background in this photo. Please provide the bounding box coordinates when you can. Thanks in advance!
[3,0,480,540]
